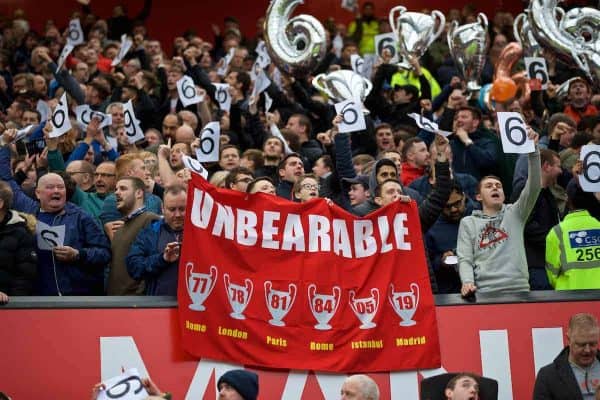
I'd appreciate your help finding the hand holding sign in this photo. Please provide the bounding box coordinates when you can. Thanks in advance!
[182,155,209,179]
[36,222,65,251]
[49,93,72,138]
[580,144,600,192]
[75,105,112,129]
[67,18,84,46]
[123,100,144,143]
[195,122,220,162]
[497,112,536,154]
[334,99,366,133]
[177,75,204,107]
[97,368,149,400]
[407,113,452,137]
[213,83,232,112]
[0,125,35,146]
[524,57,549,90]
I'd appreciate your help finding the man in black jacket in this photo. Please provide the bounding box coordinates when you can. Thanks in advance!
[510,149,564,290]
[534,313,600,399]
[0,181,37,304]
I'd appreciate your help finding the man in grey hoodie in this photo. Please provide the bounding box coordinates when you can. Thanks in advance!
[458,129,541,296]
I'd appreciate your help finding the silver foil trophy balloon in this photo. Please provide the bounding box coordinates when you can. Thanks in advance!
[513,12,544,57]
[447,13,489,92]
[528,0,600,86]
[312,70,373,112]
[264,0,327,77]
[388,6,445,69]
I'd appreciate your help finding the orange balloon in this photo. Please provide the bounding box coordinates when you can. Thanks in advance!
[490,77,518,102]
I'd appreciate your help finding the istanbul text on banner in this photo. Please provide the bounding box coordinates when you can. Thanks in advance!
[177,175,441,372]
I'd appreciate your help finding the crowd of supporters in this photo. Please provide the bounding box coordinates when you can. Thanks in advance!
[0,0,599,303]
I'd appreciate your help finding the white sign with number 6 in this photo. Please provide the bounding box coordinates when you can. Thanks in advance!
[497,112,535,154]
[374,33,399,63]
[177,75,204,107]
[196,121,220,162]
[524,57,549,90]
[49,93,72,138]
[213,83,232,112]
[97,368,148,400]
[67,18,84,46]
[123,100,144,143]
[351,54,364,75]
[335,99,366,133]
[580,144,600,192]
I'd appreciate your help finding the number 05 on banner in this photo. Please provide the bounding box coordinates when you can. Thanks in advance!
[497,112,535,154]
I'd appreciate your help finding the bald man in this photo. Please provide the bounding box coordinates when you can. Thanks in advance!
[341,375,380,400]
[0,146,111,295]
[66,160,95,192]
[175,124,195,145]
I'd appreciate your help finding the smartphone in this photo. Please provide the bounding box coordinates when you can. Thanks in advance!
[25,138,46,155]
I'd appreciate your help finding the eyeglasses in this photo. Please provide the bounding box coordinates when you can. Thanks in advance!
[301,183,320,191]
[235,177,253,184]
[67,171,89,176]
[444,197,465,210]
[94,172,116,178]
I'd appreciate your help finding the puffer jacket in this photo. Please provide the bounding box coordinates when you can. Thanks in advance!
[0,210,37,295]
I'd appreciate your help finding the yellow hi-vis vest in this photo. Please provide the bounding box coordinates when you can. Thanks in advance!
[545,210,600,290]
[390,67,442,100]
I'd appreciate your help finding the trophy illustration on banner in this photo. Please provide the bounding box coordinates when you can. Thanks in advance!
[308,284,341,330]
[264,281,297,327]
[312,70,372,112]
[224,274,254,320]
[263,0,327,76]
[388,282,420,326]
[528,0,600,86]
[349,288,379,329]
[388,6,445,70]
[447,13,489,92]
[185,263,217,311]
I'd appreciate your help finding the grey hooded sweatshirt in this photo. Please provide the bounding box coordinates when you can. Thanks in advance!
[457,149,541,293]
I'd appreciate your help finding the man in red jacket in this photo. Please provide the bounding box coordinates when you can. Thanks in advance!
[564,77,598,125]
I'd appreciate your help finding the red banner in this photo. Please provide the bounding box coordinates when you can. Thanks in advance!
[177,175,440,372]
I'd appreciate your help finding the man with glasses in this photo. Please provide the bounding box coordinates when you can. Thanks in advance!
[225,167,254,193]
[65,160,95,192]
[0,129,111,295]
[426,183,473,294]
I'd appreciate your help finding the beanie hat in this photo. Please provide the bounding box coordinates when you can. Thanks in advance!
[217,369,259,400]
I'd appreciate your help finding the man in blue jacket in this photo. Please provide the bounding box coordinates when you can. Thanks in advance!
[0,138,111,295]
[126,184,186,295]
